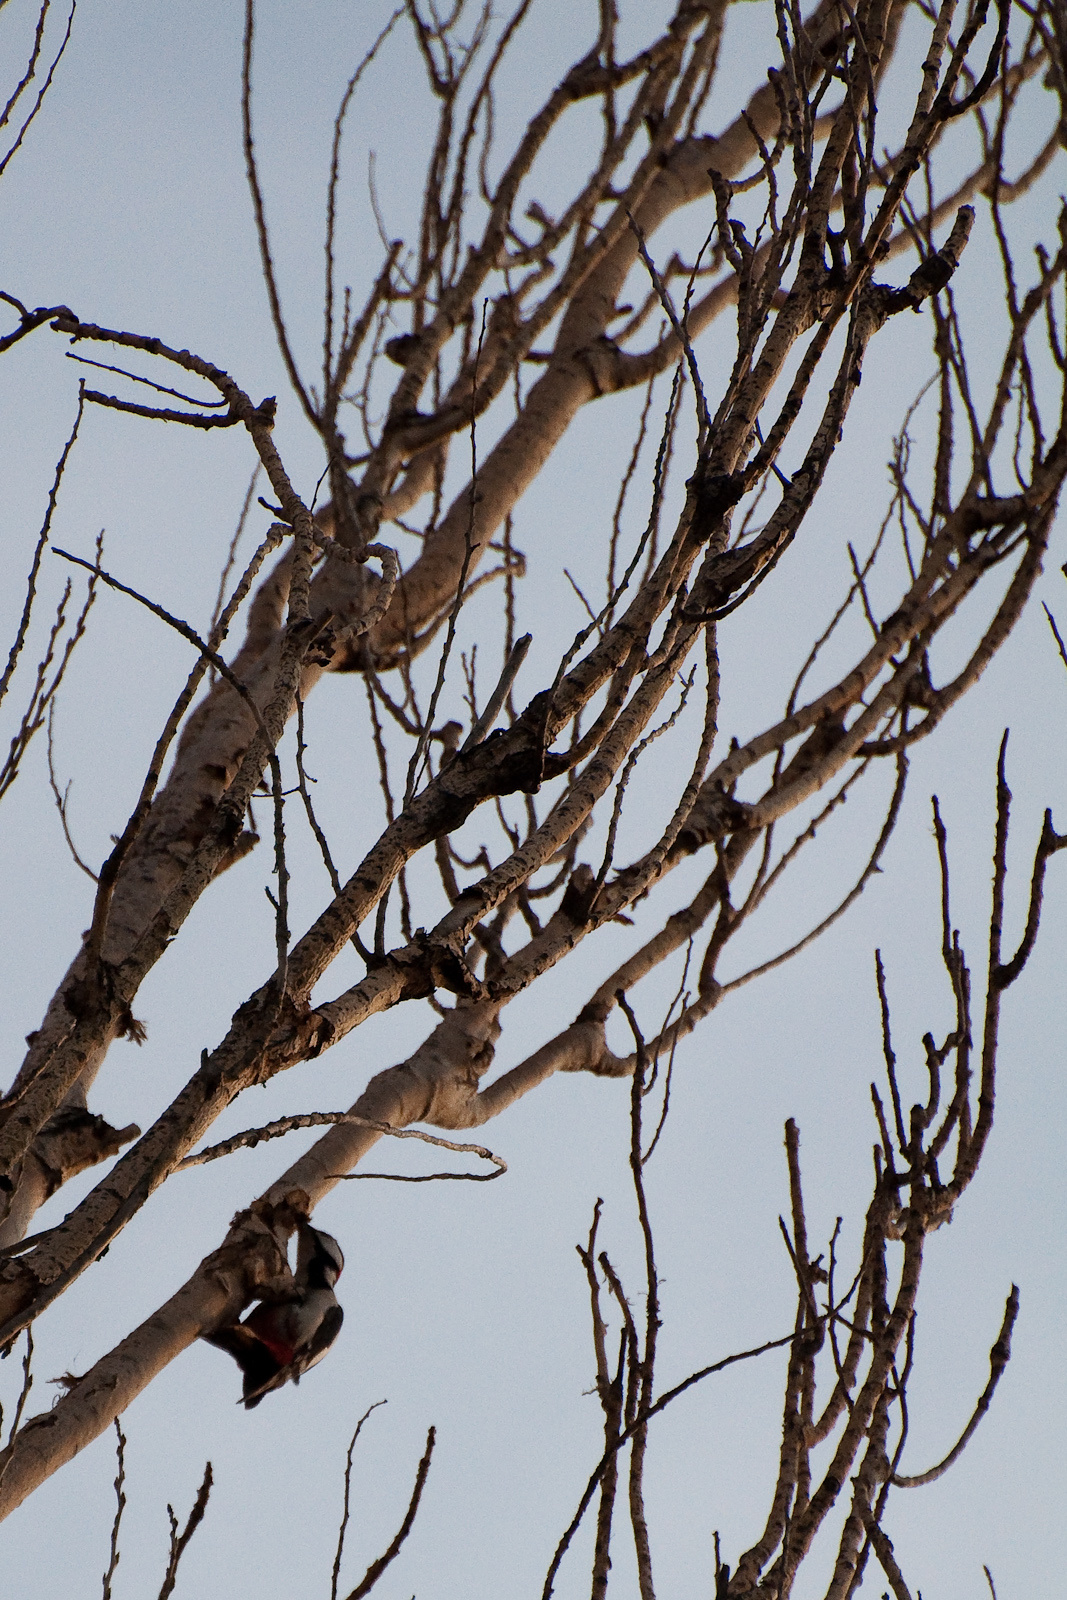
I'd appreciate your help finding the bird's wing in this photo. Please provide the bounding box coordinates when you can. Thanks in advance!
[202,1323,265,1362]
[203,1324,285,1408]
[292,1304,344,1382]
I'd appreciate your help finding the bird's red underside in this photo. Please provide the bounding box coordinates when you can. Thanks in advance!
[252,1330,295,1365]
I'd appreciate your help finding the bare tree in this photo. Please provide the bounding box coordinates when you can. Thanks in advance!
[1,0,1065,1593]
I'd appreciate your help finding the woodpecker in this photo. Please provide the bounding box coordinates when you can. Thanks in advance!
[206,1222,345,1408]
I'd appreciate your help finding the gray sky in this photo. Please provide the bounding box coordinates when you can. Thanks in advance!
[1,2,1065,1596]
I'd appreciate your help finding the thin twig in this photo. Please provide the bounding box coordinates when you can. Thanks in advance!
[404,300,488,802]
[208,467,261,643]
[177,1111,505,1180]
[892,1286,1019,1486]
[242,0,316,424]
[51,546,291,978]
[100,1418,126,1600]
[0,1,52,133]
[642,939,693,1164]
[0,0,76,181]
[627,211,710,446]
[331,1401,388,1600]
[294,696,375,969]
[324,9,404,393]
[0,389,84,713]
[542,1327,802,1600]
[156,1461,213,1600]
[0,1329,33,1453]
[460,632,531,750]
[64,352,230,406]
[343,1426,436,1600]
[1,523,102,804]
[46,703,98,880]
[616,991,659,1600]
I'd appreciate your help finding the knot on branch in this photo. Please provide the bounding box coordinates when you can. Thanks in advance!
[562,48,607,99]
[872,206,976,318]
[30,1108,141,1199]
[0,1253,41,1340]
[562,1014,628,1077]
[374,933,486,1004]
[396,1001,503,1128]
[777,717,847,787]
[202,1190,313,1326]
[420,931,492,1001]
[458,719,547,796]
[60,961,146,1046]
[559,863,598,927]
[384,332,420,366]
[687,465,747,545]
[272,997,336,1065]
[672,789,752,858]
[574,335,624,398]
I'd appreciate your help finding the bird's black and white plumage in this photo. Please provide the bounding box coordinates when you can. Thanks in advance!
[206,1222,344,1408]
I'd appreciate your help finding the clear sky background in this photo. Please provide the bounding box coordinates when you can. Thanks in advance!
[1,3,1065,1597]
